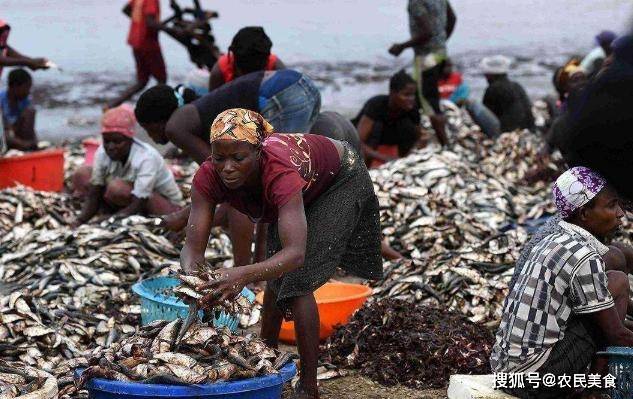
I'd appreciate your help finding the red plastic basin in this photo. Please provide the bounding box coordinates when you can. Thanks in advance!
[256,282,371,344]
[0,149,65,192]
[83,138,100,166]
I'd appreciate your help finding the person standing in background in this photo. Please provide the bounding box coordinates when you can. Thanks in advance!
[388,0,456,147]
[0,20,49,80]
[107,0,166,109]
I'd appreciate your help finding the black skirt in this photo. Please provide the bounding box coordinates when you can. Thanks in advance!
[266,143,383,316]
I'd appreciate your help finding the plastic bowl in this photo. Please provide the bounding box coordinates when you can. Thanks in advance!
[83,138,100,166]
[132,277,255,332]
[74,362,296,399]
[256,282,371,344]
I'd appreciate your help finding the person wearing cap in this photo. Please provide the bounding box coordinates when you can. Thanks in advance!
[183,108,382,399]
[580,30,617,78]
[208,26,285,91]
[106,0,167,109]
[481,55,534,133]
[0,20,49,80]
[491,166,633,398]
[70,106,182,226]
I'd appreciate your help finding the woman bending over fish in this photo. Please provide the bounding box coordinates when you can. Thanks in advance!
[181,108,382,398]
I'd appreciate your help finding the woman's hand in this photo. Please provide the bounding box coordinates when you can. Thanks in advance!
[199,268,250,309]
[161,206,191,232]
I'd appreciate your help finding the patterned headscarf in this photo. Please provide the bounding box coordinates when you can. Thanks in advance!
[553,166,607,219]
[101,105,136,139]
[209,108,274,146]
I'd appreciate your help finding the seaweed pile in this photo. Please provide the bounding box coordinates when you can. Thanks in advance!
[72,318,294,394]
[322,299,494,389]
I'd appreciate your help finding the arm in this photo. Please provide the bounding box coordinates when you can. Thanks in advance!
[446,1,457,39]
[205,192,307,303]
[4,122,37,150]
[389,11,431,56]
[75,184,105,225]
[145,14,161,30]
[180,187,216,274]
[208,62,225,91]
[381,238,403,260]
[253,222,269,263]
[587,308,633,346]
[161,205,191,231]
[415,126,430,148]
[357,115,396,162]
[1,47,46,70]
[241,193,307,281]
[165,105,212,164]
[114,195,147,217]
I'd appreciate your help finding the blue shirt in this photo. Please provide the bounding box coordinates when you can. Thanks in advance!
[0,90,31,125]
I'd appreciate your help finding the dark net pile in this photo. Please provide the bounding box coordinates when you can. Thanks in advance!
[321,299,494,389]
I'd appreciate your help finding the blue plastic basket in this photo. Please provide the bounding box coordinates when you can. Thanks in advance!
[598,346,633,399]
[132,277,256,332]
[75,362,296,399]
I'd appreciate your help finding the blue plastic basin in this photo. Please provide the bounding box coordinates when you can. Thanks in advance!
[75,362,296,399]
[132,277,256,332]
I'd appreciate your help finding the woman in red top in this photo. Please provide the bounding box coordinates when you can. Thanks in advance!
[208,27,285,91]
[185,108,382,398]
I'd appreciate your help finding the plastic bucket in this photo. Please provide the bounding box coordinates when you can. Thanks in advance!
[75,362,296,399]
[256,282,371,344]
[132,277,255,332]
[83,138,100,166]
[0,149,64,191]
[597,347,633,399]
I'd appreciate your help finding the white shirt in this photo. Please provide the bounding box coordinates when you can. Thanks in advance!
[90,138,182,203]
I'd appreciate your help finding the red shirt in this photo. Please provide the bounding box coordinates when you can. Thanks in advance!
[217,53,278,83]
[127,0,160,50]
[193,134,341,223]
[438,72,463,99]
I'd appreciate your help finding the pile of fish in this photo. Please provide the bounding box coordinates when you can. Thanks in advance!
[321,298,494,389]
[0,360,59,399]
[0,185,239,395]
[175,271,252,314]
[370,115,562,322]
[73,318,294,391]
[0,186,77,234]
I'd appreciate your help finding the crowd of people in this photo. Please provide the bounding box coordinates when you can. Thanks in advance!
[3,0,633,398]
